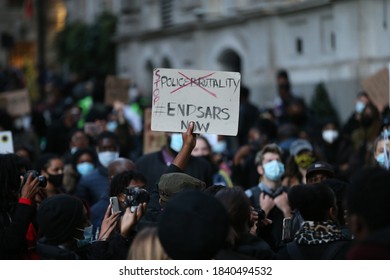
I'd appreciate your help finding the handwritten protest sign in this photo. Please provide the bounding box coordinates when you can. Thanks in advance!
[0,89,31,117]
[143,108,166,154]
[362,67,389,112]
[151,68,241,135]
[0,131,14,154]
[105,76,131,105]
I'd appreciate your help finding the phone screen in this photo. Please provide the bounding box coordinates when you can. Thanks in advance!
[109,196,121,214]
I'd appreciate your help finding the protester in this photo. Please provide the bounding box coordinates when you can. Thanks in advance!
[346,167,390,259]
[215,187,275,260]
[75,131,120,207]
[0,154,41,259]
[315,118,355,180]
[127,226,170,260]
[158,190,229,260]
[63,147,98,194]
[342,92,371,135]
[277,183,351,259]
[283,139,316,186]
[191,135,233,187]
[36,153,65,197]
[305,161,335,184]
[135,129,213,188]
[245,143,291,250]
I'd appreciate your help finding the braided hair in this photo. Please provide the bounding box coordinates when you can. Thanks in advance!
[0,154,22,209]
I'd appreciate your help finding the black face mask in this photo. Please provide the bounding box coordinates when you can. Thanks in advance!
[48,174,64,187]
[200,155,211,163]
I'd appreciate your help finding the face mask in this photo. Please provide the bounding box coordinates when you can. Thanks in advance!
[75,223,93,248]
[76,162,95,176]
[263,160,285,181]
[106,121,118,132]
[70,147,78,154]
[294,154,316,170]
[98,151,119,167]
[376,153,385,167]
[322,130,339,144]
[212,140,227,154]
[355,101,365,114]
[376,152,390,169]
[169,133,183,152]
[48,173,63,187]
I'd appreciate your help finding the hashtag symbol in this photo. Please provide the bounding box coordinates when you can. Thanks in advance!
[153,104,166,116]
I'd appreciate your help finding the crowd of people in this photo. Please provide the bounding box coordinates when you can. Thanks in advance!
[0,68,390,260]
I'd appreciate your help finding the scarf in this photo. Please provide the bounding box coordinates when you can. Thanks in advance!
[294,220,345,245]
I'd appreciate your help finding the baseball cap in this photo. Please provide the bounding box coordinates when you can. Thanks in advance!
[306,161,335,179]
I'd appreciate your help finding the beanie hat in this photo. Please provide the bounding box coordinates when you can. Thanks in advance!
[37,194,84,244]
[158,190,229,260]
[289,139,313,156]
[158,173,206,206]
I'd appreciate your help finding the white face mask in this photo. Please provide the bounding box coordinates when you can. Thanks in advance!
[322,130,339,144]
[98,151,119,167]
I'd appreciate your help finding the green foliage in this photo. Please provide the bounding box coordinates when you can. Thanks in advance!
[54,12,117,76]
[310,82,339,125]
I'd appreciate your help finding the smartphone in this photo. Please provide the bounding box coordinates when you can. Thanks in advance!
[109,196,121,214]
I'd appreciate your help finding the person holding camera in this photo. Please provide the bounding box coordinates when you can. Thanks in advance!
[215,187,276,260]
[88,170,148,259]
[0,153,41,259]
[245,143,292,251]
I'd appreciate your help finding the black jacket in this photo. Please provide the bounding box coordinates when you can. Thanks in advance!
[0,202,35,260]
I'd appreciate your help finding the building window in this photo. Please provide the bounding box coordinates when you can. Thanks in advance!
[330,32,336,51]
[161,0,173,28]
[383,0,389,30]
[295,37,303,55]
[288,19,307,57]
[320,15,336,53]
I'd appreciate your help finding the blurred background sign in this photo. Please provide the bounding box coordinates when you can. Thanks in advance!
[0,131,14,154]
[0,89,31,117]
[362,67,390,112]
[105,76,131,105]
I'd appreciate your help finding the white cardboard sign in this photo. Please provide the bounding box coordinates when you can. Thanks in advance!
[151,68,241,135]
[0,131,14,154]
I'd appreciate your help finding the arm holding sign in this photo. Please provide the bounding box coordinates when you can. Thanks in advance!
[171,121,197,172]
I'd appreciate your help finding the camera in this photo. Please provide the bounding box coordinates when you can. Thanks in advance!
[255,208,266,223]
[124,187,150,212]
[23,170,47,188]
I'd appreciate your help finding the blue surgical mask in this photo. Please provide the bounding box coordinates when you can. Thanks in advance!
[212,140,227,154]
[98,151,119,167]
[355,101,365,114]
[263,160,285,181]
[106,121,118,132]
[170,133,183,152]
[76,162,95,176]
[75,223,93,248]
[376,153,386,167]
